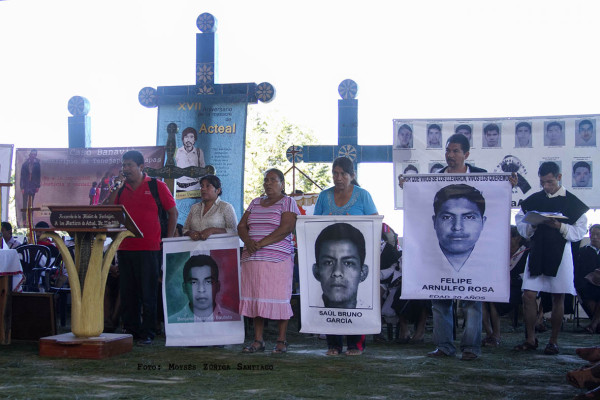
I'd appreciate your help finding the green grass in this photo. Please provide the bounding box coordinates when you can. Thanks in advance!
[0,316,595,400]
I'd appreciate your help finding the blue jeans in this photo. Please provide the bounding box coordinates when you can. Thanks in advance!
[431,300,481,356]
[118,250,160,340]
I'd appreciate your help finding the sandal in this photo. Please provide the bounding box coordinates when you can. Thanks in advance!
[326,347,340,356]
[513,338,538,351]
[242,340,265,353]
[544,342,559,355]
[272,340,288,354]
[345,348,363,356]
[482,336,501,347]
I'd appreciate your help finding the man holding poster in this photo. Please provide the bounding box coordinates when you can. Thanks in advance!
[399,133,515,361]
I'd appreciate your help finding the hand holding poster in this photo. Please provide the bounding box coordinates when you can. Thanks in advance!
[162,234,244,346]
[401,174,511,302]
[296,215,383,335]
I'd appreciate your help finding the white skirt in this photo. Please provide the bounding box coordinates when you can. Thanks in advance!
[521,243,576,295]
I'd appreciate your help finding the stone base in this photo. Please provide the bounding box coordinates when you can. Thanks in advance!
[39,332,133,359]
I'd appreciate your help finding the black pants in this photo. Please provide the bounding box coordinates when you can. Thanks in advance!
[118,250,160,340]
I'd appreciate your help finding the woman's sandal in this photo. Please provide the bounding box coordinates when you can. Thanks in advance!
[326,347,340,356]
[272,340,288,354]
[345,348,363,356]
[482,336,501,347]
[544,342,560,355]
[513,338,538,351]
[242,340,265,353]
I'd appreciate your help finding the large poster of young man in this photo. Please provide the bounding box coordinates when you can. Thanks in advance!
[162,234,243,346]
[401,174,511,302]
[296,215,383,335]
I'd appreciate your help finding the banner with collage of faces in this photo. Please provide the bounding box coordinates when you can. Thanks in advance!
[393,114,597,209]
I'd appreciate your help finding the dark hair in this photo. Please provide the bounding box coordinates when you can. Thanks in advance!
[484,123,500,134]
[398,124,413,134]
[200,175,222,196]
[579,119,594,130]
[573,161,591,174]
[403,164,418,174]
[92,182,97,187]
[122,150,144,166]
[182,127,198,142]
[428,124,441,132]
[455,124,472,135]
[182,255,219,282]
[538,161,560,177]
[35,221,50,229]
[433,184,485,217]
[515,122,532,132]
[315,223,366,266]
[265,168,286,194]
[1,221,12,232]
[546,121,562,132]
[430,163,444,173]
[332,156,359,186]
[590,224,600,234]
[446,133,470,153]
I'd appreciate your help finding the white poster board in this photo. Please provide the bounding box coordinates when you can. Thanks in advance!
[402,174,511,302]
[296,215,383,335]
[162,234,244,346]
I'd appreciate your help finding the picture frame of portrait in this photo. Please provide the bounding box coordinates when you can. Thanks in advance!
[296,215,383,335]
[162,234,244,346]
[401,173,511,302]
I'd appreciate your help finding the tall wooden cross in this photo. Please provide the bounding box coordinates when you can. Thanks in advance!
[137,12,275,223]
[286,79,393,180]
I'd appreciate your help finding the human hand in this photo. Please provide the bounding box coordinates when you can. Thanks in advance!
[509,172,518,188]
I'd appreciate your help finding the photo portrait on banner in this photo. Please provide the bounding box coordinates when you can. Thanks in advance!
[162,234,243,346]
[296,215,383,335]
[401,174,511,302]
[392,114,599,209]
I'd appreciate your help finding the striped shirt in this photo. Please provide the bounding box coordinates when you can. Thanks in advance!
[241,196,300,263]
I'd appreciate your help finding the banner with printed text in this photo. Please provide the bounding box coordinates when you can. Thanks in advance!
[156,100,247,226]
[393,115,599,209]
[14,147,164,228]
[296,215,383,335]
[401,174,511,302]
[162,234,244,346]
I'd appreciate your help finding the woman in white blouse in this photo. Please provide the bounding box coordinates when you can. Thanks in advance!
[183,175,238,240]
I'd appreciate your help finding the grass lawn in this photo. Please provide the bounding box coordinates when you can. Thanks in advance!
[1,314,596,400]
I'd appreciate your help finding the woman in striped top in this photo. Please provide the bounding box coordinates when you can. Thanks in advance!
[238,168,300,353]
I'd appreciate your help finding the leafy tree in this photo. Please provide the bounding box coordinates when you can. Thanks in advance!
[243,110,331,206]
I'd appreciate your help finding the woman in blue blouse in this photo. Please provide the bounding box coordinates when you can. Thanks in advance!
[313,156,378,355]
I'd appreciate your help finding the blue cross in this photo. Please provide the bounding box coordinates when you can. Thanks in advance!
[287,79,393,178]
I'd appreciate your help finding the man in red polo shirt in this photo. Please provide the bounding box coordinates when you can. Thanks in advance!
[108,150,177,345]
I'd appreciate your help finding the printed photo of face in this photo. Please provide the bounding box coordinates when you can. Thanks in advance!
[396,124,413,149]
[183,131,196,151]
[313,239,368,309]
[427,125,442,148]
[572,162,592,188]
[184,265,218,317]
[515,122,532,148]
[576,119,596,146]
[483,124,500,147]
[433,197,486,257]
[545,122,565,146]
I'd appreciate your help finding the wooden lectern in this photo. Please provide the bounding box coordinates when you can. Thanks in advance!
[37,205,142,359]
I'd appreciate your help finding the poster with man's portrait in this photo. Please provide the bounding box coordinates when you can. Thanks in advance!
[296,215,383,335]
[162,234,243,346]
[401,174,511,302]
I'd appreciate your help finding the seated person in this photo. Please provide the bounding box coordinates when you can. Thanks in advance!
[575,224,600,333]
[169,254,240,323]
[1,222,22,249]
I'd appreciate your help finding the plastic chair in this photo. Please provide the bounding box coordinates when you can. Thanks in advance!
[16,244,52,292]
[49,245,74,327]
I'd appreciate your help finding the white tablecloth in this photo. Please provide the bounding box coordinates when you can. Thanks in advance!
[0,249,24,291]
